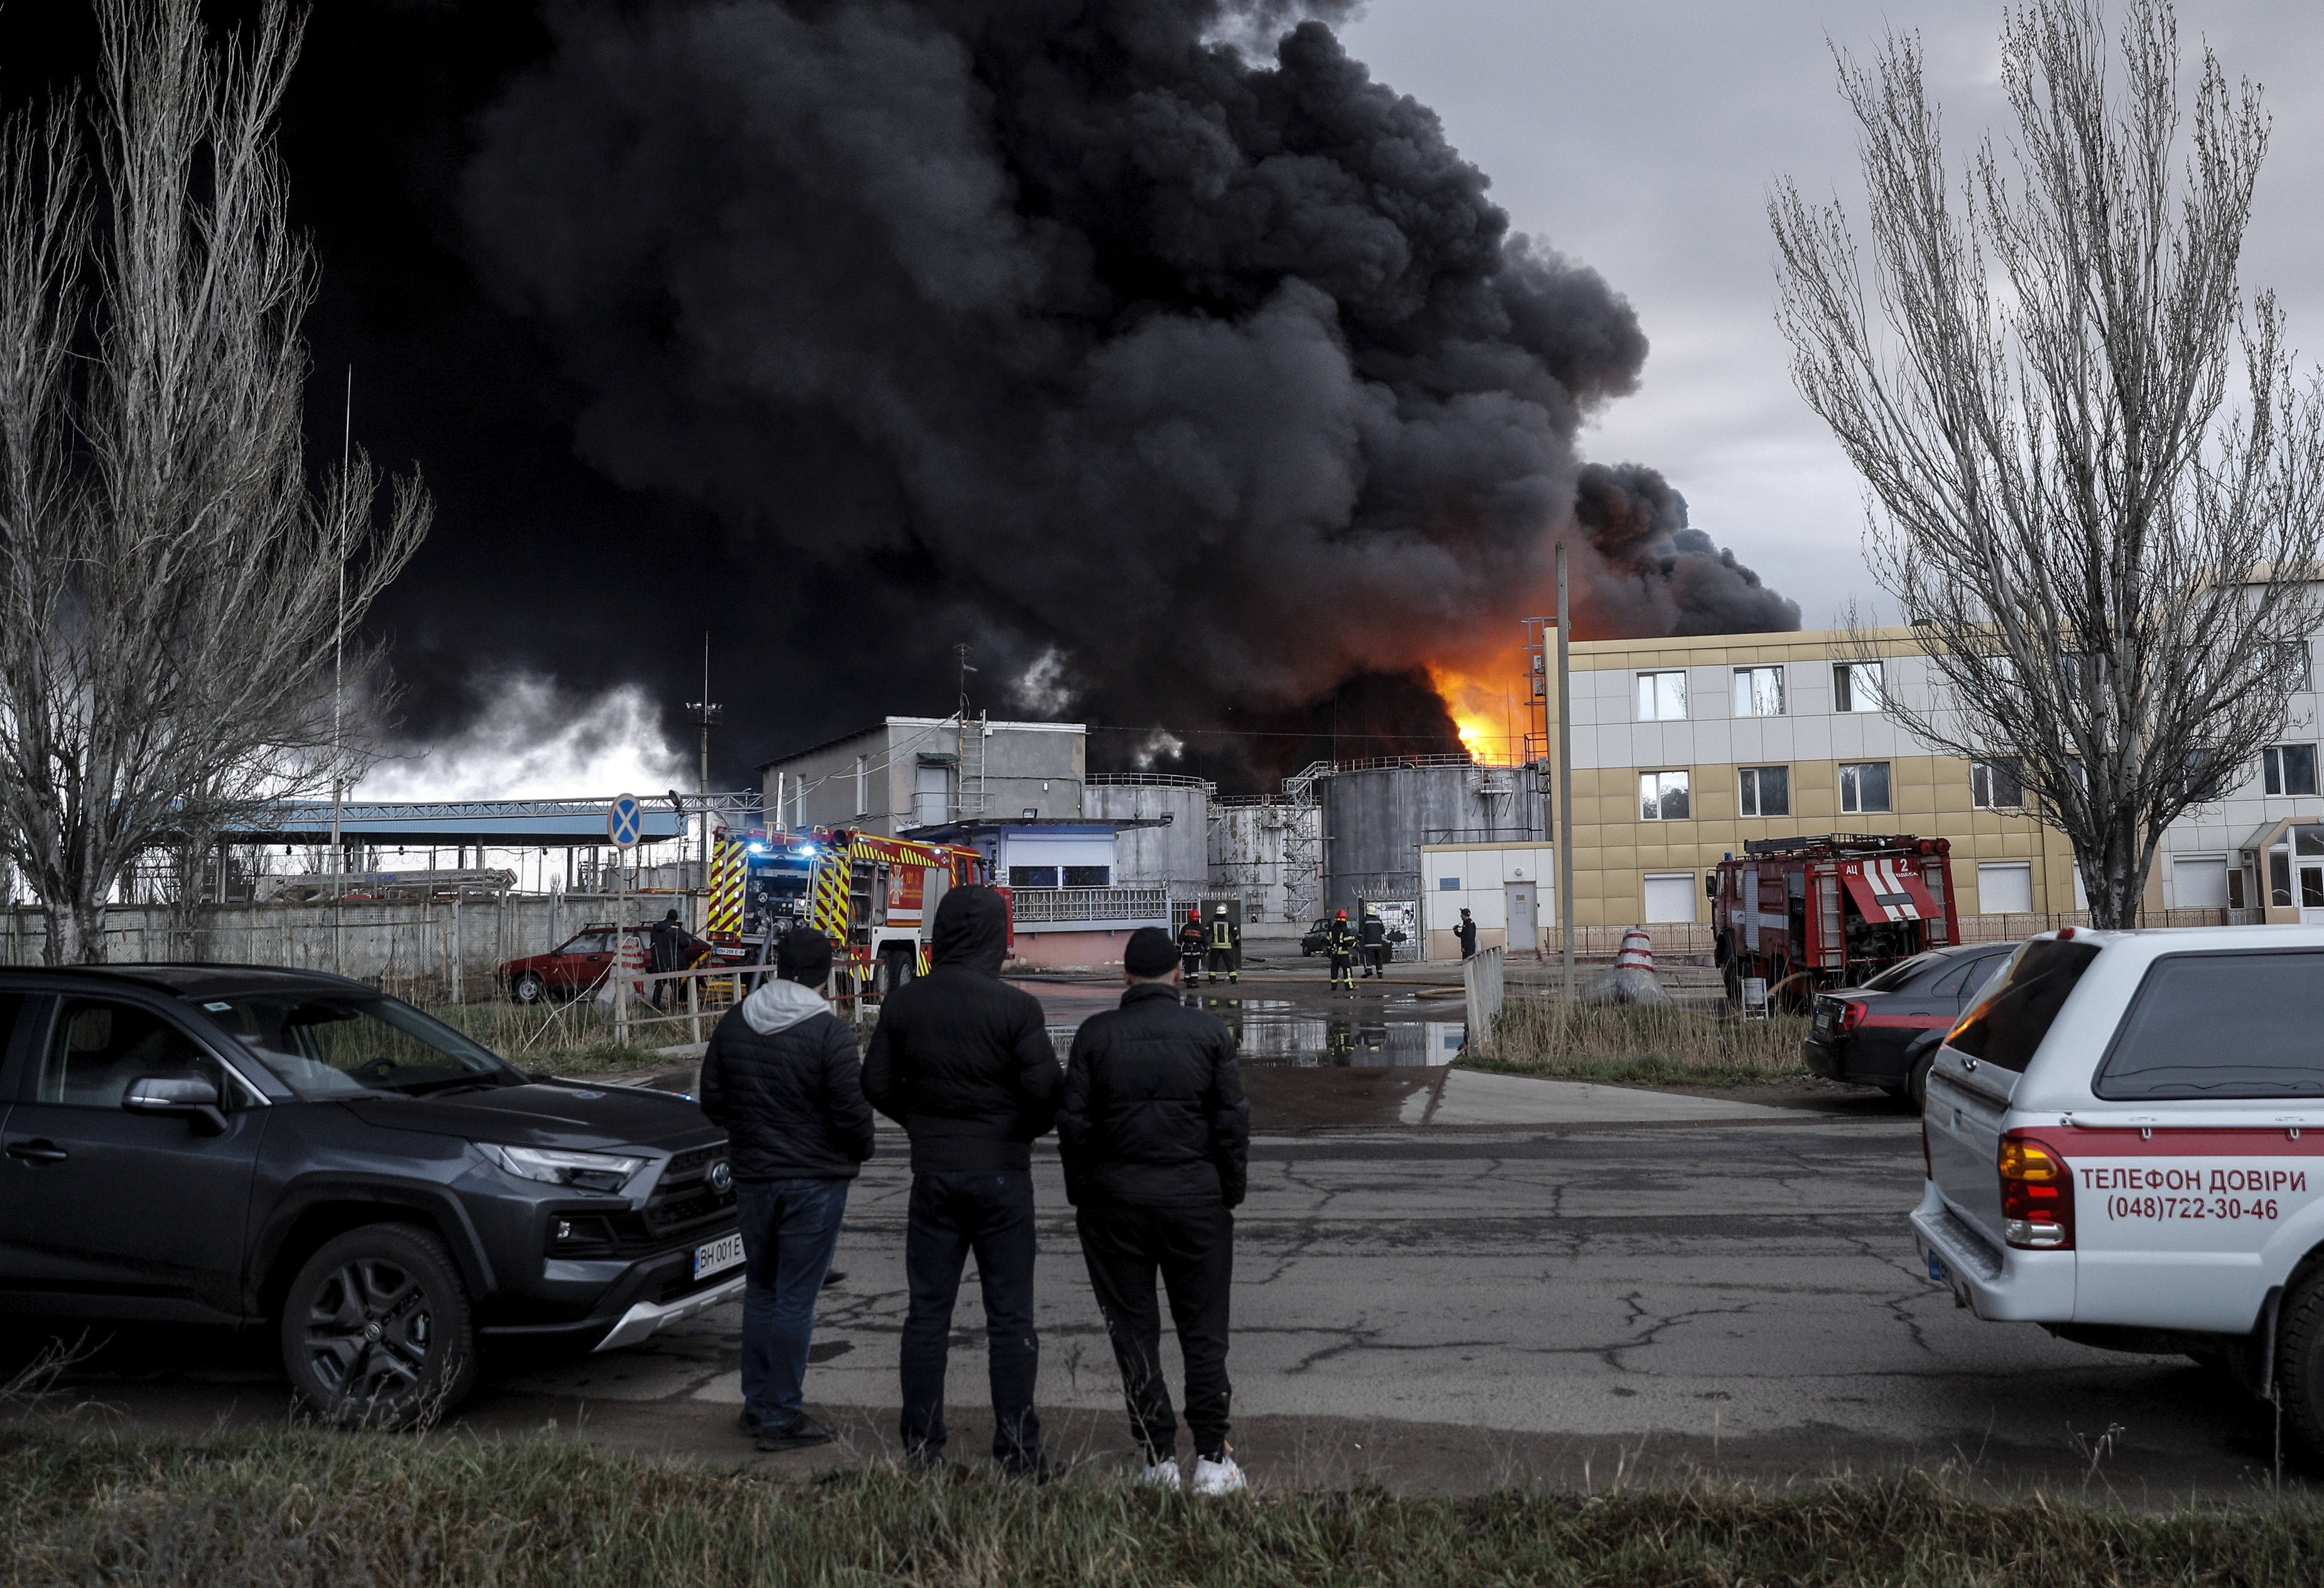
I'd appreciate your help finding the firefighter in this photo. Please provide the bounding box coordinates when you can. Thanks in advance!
[1178,908,1207,982]
[1323,909,1357,991]
[1357,906,1387,979]
[1205,903,1239,985]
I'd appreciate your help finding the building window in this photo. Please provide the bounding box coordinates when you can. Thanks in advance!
[2265,744,2320,796]
[2272,641,2312,692]
[854,755,869,817]
[1637,670,1688,721]
[1732,666,1785,717]
[1833,661,1884,713]
[1008,866,1059,889]
[1062,866,1111,888]
[1737,765,1790,817]
[1639,770,1691,821]
[1970,757,2023,809]
[1838,761,1892,814]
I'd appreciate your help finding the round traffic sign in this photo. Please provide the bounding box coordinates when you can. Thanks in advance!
[607,793,644,849]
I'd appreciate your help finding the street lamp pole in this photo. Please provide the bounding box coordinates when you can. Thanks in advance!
[1557,541,1575,1004]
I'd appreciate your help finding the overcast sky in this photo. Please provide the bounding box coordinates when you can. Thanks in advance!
[1337,0,2324,633]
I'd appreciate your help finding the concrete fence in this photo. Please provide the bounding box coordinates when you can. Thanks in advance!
[0,892,703,1004]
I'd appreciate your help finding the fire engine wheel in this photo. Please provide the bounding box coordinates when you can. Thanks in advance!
[2272,1268,2324,1464]
[876,949,916,998]
[509,972,546,1006]
[1721,961,1742,1008]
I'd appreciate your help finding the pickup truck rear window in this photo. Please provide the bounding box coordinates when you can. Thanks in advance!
[2096,950,2324,1099]
[1947,939,2100,1072]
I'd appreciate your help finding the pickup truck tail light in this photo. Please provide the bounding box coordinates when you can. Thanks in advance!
[1997,1132,2073,1249]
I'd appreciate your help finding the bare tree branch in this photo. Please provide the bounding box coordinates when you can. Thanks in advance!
[1770,0,2324,927]
[0,0,431,962]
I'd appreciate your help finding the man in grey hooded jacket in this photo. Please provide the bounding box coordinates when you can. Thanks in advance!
[699,927,876,1452]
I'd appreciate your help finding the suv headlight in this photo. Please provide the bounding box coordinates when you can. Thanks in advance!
[477,1142,647,1195]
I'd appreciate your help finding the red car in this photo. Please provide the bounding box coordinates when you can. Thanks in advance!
[498,925,627,1004]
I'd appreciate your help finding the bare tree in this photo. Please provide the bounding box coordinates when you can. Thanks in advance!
[0,0,430,964]
[1771,0,2324,928]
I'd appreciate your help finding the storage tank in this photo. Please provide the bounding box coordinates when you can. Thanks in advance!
[1085,775,1211,897]
[1208,800,1321,924]
[1318,760,1547,921]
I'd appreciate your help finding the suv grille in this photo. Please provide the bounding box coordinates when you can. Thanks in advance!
[643,1141,738,1239]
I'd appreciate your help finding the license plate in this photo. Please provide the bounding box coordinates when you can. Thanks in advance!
[693,1234,746,1280]
[1815,1014,1832,1035]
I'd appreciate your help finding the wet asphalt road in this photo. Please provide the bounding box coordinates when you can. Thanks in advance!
[4,972,2303,1497]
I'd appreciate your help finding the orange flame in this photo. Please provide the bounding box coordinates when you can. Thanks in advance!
[1427,660,1526,766]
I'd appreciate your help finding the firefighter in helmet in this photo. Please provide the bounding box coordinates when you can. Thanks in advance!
[1178,907,1207,982]
[1205,903,1240,984]
[1324,908,1358,991]
[1357,905,1388,979]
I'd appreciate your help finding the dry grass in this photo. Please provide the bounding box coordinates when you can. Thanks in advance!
[427,999,681,1074]
[1,1427,2319,1587]
[1469,998,1813,1087]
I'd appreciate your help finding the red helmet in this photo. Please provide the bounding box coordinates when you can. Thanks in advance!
[1336,908,1348,919]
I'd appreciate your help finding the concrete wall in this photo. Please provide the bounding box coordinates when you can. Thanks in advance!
[1318,765,1548,921]
[974,721,1086,822]
[0,893,703,1003]
[1087,779,1209,894]
[1207,801,1320,924]
[1418,842,1559,961]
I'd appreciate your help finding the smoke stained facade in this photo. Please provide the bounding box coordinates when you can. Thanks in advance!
[3,1,1800,792]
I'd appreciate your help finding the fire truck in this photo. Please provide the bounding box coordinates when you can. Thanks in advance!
[1708,834,1960,1009]
[705,825,1002,997]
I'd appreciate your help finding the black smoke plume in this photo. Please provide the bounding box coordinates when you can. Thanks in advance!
[457,0,1795,781]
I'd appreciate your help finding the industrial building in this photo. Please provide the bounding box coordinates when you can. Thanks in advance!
[757,716,1085,837]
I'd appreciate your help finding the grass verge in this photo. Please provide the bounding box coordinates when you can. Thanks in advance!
[2,1427,2319,1587]
[1468,998,1813,1087]
[428,1001,688,1074]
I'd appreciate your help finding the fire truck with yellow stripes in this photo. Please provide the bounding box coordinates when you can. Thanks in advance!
[1710,834,1960,1009]
[705,825,1002,996]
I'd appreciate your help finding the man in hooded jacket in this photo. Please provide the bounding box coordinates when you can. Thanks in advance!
[698,926,874,1453]
[862,885,1061,1476]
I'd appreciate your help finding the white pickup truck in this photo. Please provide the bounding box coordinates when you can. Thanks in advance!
[1914,925,2324,1455]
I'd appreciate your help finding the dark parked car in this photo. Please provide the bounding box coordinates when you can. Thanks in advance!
[1300,919,1328,956]
[1801,942,2017,1109]
[0,965,740,1427]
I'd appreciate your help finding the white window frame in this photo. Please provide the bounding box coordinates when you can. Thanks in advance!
[1833,661,1884,713]
[1732,665,1785,717]
[1838,761,1892,815]
[2264,744,2320,797]
[1636,670,1688,722]
[1970,757,2023,810]
[1639,769,1691,822]
[854,754,869,816]
[1737,764,1789,818]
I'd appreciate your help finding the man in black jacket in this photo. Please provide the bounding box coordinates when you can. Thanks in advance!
[1060,927,1251,1494]
[698,927,875,1453]
[862,885,1060,1476]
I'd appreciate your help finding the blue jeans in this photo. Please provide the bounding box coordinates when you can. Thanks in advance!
[735,1178,850,1429]
[899,1170,1041,1469]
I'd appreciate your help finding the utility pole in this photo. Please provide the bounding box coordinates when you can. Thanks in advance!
[686,631,720,884]
[1557,542,1575,1004]
[328,366,350,903]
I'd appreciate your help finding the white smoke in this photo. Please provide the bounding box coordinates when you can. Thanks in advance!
[1131,728,1185,770]
[356,675,690,802]
[1011,647,1078,717]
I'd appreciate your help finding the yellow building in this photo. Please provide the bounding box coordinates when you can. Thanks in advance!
[1543,626,2323,932]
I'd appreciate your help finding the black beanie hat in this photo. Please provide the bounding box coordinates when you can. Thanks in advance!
[1124,926,1179,977]
[776,927,833,986]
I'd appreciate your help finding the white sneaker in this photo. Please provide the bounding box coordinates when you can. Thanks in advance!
[1139,1457,1181,1489]
[1190,1454,1246,1496]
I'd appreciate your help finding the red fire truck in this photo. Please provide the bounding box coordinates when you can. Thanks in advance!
[705,826,1004,998]
[1709,834,1960,1009]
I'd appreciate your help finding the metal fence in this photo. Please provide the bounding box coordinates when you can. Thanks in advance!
[1008,886,1170,925]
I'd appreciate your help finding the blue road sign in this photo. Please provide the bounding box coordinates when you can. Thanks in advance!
[607,793,645,849]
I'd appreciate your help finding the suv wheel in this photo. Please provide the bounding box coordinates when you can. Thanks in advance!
[510,972,546,1005]
[2276,1269,2324,1462]
[1908,1050,1936,1114]
[281,1225,477,1430]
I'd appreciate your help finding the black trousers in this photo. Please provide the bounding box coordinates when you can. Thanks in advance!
[1075,1198,1234,1462]
[899,1170,1042,1469]
[1206,947,1236,979]
[1328,952,1352,985]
